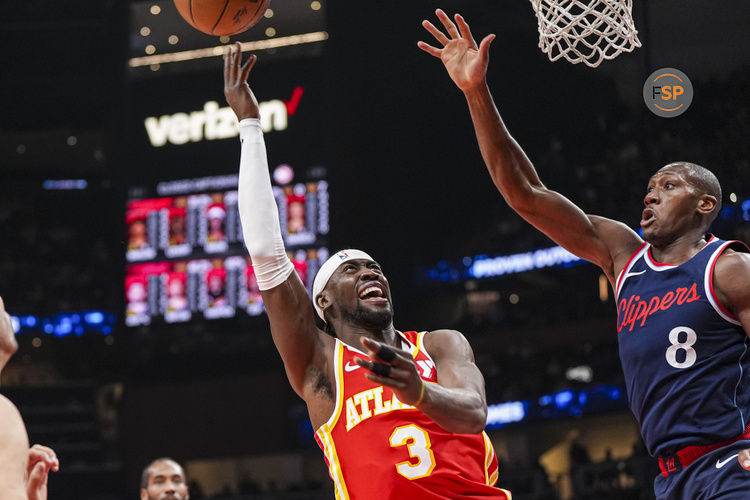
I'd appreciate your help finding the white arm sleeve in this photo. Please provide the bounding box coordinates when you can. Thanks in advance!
[238,118,295,291]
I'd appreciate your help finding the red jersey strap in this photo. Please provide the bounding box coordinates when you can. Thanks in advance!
[398,331,423,355]
[658,422,750,477]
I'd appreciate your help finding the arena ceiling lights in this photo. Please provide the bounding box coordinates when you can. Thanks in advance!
[128,0,327,78]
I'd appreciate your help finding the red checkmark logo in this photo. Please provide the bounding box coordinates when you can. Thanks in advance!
[284,86,304,116]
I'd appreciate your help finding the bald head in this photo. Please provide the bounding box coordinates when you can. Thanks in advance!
[659,162,722,206]
[658,162,722,223]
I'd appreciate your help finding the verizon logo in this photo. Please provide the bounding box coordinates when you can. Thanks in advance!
[144,87,304,147]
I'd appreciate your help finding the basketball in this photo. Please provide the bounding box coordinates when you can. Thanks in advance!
[173,0,269,36]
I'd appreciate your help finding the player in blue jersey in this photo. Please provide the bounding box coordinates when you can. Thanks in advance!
[419,9,750,499]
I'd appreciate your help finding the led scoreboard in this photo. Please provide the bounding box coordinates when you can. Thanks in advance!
[125,169,329,326]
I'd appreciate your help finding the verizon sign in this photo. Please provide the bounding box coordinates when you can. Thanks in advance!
[144,87,304,147]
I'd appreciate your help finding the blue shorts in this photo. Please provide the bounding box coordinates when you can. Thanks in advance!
[654,440,750,500]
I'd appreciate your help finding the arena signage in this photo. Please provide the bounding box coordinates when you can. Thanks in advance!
[423,245,587,283]
[144,87,303,147]
[469,246,583,279]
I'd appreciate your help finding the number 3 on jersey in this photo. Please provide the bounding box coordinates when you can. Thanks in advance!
[665,326,697,369]
[389,424,436,480]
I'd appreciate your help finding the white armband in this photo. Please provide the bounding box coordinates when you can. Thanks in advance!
[237,118,294,291]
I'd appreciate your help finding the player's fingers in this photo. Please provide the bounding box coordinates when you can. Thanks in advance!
[27,462,48,488]
[383,367,411,380]
[422,20,449,46]
[0,296,5,311]
[454,14,476,47]
[223,47,231,83]
[739,449,750,470]
[232,42,242,81]
[354,356,377,371]
[228,45,236,81]
[30,444,56,456]
[478,34,496,62]
[371,362,391,377]
[353,358,386,375]
[435,9,460,40]
[227,46,237,83]
[364,372,407,389]
[354,358,412,383]
[376,344,397,362]
[240,54,257,82]
[354,358,390,376]
[29,445,59,471]
[26,462,49,500]
[417,41,442,58]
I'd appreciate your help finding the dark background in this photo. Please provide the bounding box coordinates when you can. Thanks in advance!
[1,1,750,499]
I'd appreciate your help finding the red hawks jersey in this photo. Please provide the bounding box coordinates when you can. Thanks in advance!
[315,331,510,499]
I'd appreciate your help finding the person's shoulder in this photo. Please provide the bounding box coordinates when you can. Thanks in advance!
[424,329,474,359]
[715,247,750,273]
[714,248,750,282]
[712,247,750,312]
[426,328,465,339]
[0,394,22,421]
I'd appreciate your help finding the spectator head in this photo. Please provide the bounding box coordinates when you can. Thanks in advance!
[140,457,189,500]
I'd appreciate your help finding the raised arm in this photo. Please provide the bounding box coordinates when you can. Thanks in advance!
[223,43,326,397]
[355,331,487,434]
[418,10,641,282]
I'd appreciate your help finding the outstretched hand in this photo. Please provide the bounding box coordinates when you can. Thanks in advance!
[26,444,59,500]
[740,448,750,470]
[418,9,495,92]
[223,42,260,121]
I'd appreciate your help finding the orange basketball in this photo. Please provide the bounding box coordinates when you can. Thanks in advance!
[173,0,269,36]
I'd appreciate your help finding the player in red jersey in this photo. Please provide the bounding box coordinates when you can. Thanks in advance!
[419,8,750,498]
[223,43,511,499]
[0,297,59,500]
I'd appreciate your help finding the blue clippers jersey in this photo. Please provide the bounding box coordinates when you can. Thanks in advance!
[615,236,750,457]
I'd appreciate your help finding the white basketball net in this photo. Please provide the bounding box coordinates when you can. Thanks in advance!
[529,0,641,68]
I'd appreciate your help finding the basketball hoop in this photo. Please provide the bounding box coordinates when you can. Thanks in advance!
[529,0,641,68]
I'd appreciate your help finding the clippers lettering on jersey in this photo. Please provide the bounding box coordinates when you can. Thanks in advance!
[345,386,413,431]
[617,282,701,332]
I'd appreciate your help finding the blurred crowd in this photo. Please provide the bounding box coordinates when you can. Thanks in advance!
[0,183,119,316]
